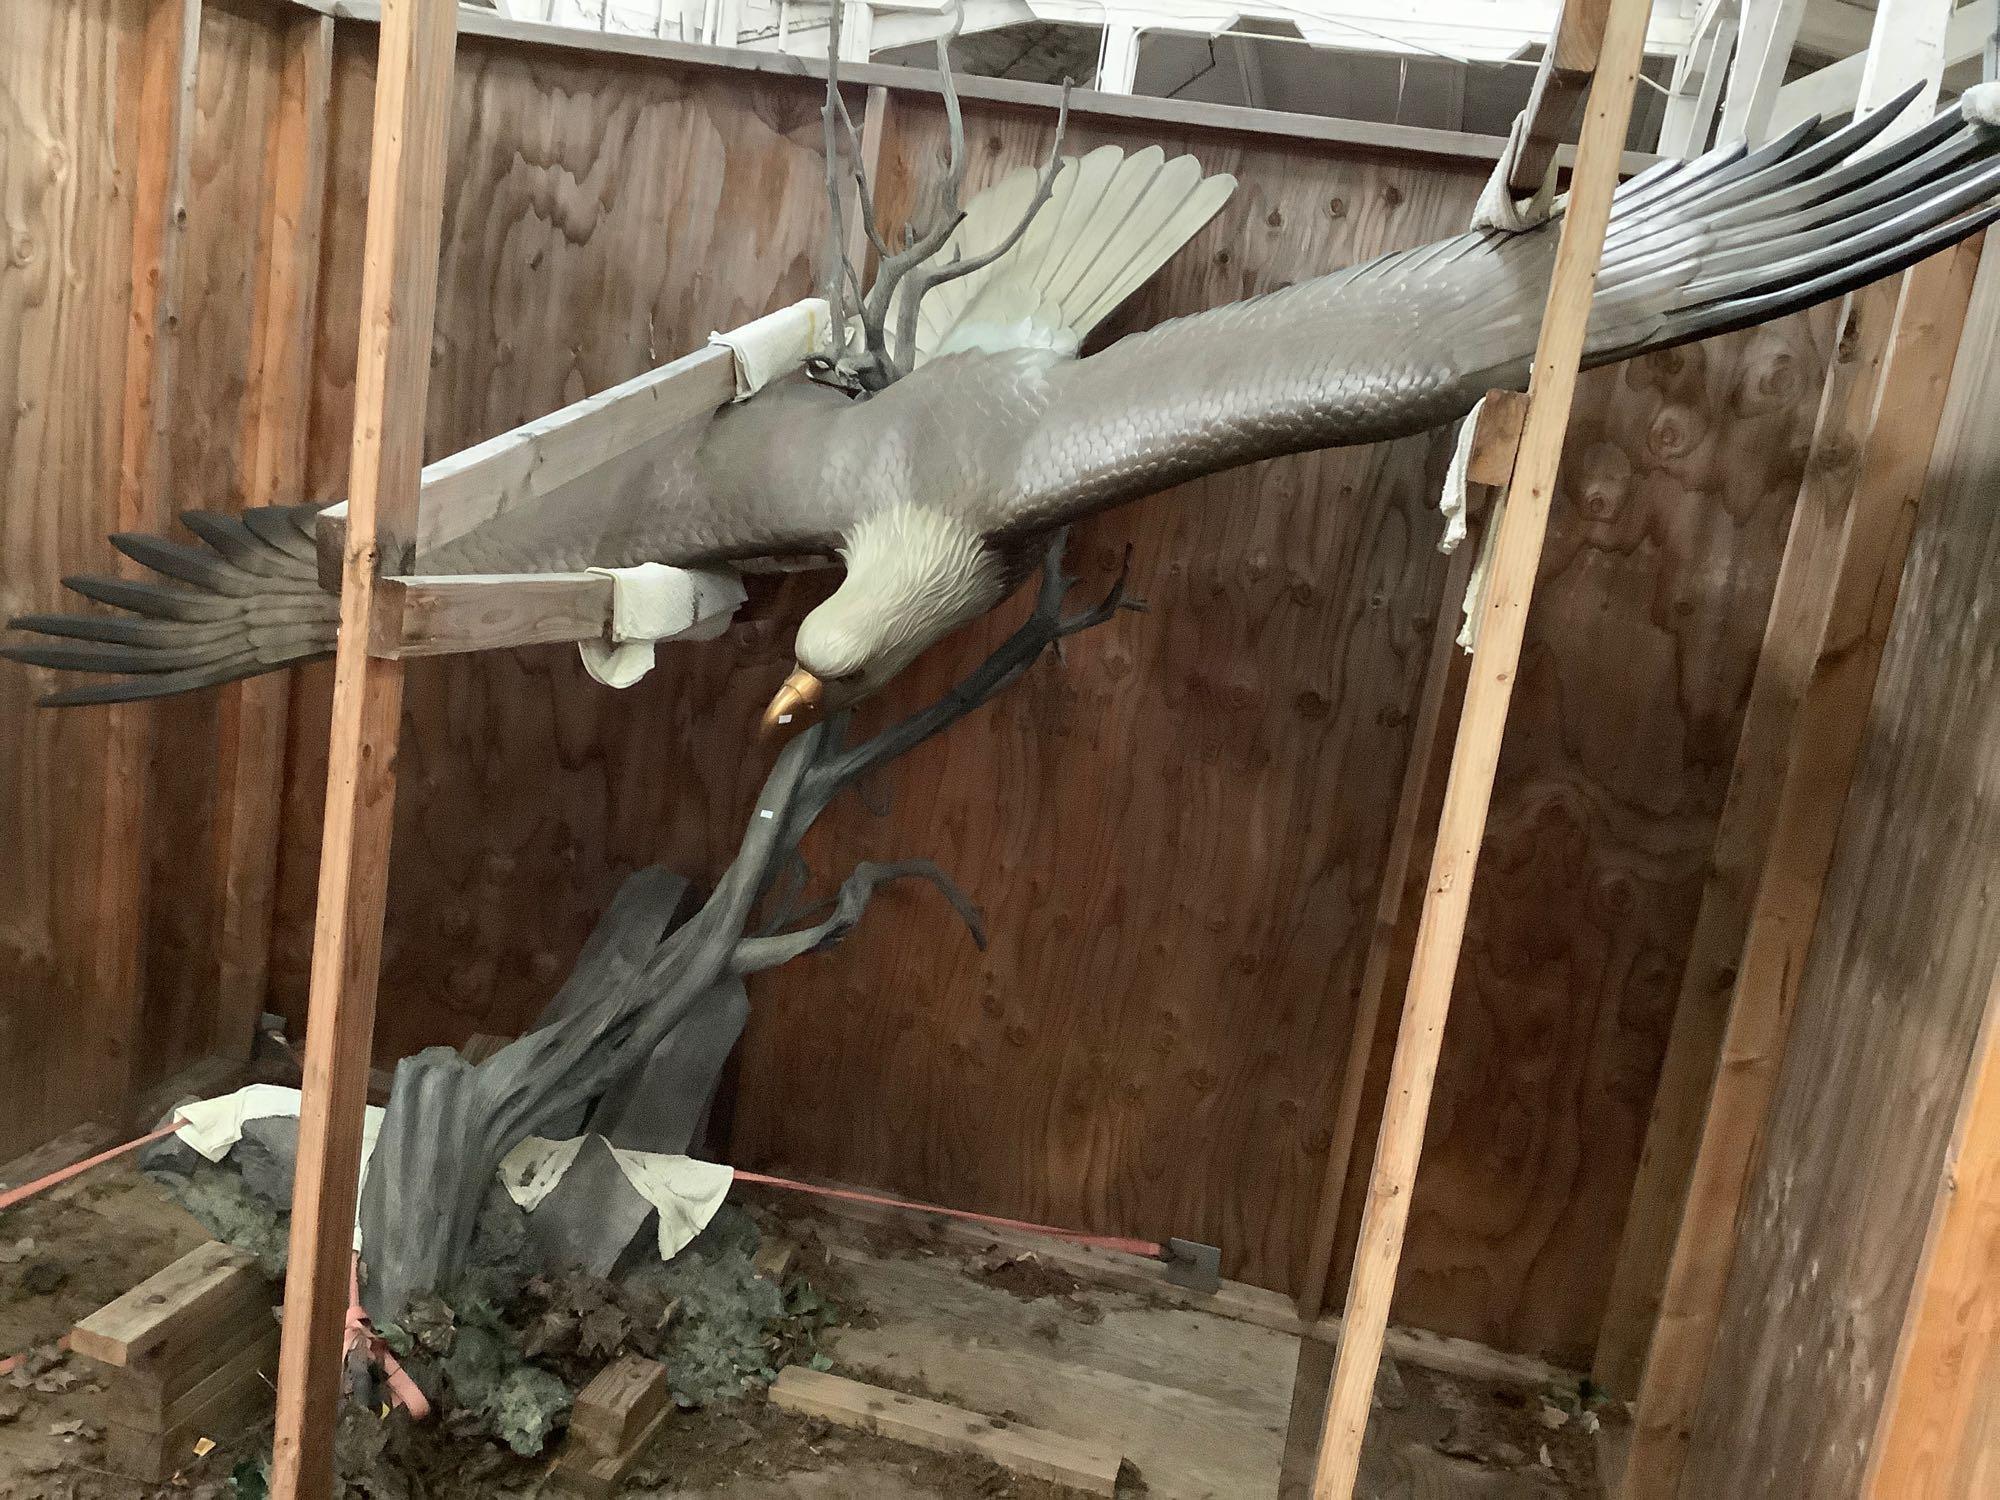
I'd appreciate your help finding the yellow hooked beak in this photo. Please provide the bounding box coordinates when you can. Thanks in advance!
[760,668,825,739]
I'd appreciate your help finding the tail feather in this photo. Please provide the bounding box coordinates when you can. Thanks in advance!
[3,504,337,706]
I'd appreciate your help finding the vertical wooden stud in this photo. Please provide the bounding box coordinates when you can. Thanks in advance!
[268,1,457,1495]
[1308,3,1653,1493]
[211,12,337,1060]
[1293,535,1476,1321]
[88,0,203,1121]
[1863,967,2000,1499]
[1616,232,1984,1500]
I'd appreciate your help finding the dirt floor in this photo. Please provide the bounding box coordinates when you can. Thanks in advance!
[0,1156,1613,1498]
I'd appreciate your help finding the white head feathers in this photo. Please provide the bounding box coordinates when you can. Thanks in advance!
[793,503,1009,694]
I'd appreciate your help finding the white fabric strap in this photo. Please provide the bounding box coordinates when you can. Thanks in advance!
[1437,395,1507,652]
[578,562,748,689]
[1472,108,1561,234]
[708,297,832,400]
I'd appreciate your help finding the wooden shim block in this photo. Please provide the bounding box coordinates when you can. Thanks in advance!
[114,1322,282,1432]
[566,1356,670,1460]
[107,1326,281,1483]
[72,1242,264,1369]
[1464,389,1531,493]
[369,572,613,657]
[769,1366,1123,1496]
[751,1238,796,1284]
[112,1287,277,1422]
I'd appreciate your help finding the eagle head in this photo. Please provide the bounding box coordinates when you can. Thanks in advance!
[761,502,1009,735]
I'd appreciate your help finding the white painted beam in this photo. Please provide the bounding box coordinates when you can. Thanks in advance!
[1770,0,1982,136]
[1719,0,1809,143]
[1660,0,1740,154]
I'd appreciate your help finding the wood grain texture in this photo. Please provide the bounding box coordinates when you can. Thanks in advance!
[211,9,335,1063]
[270,33,837,1063]
[1623,237,1986,1500]
[268,0,456,1491]
[144,0,296,1087]
[1864,969,2000,1500]
[1679,237,2000,1500]
[0,0,132,1155]
[92,0,201,1128]
[1317,13,1651,1485]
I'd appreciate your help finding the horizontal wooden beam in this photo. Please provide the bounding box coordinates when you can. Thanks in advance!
[319,341,735,577]
[368,572,612,657]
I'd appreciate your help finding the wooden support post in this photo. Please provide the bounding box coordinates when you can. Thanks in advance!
[1307,2,1653,1493]
[1290,389,1528,1322]
[213,11,337,1061]
[1615,232,1984,1500]
[1863,965,2000,1499]
[1510,0,1610,194]
[268,1,458,1495]
[88,0,201,1123]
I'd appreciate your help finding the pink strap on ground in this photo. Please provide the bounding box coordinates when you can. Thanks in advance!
[729,1168,1165,1259]
[345,1252,430,1419]
[0,1120,184,1214]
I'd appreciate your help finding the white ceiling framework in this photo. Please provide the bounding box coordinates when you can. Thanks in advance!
[494,0,1995,156]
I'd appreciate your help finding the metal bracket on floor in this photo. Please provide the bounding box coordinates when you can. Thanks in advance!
[1164,1238,1222,1293]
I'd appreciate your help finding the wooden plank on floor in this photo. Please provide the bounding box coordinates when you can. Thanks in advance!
[368,572,613,657]
[821,1237,1293,1500]
[770,1367,1123,1496]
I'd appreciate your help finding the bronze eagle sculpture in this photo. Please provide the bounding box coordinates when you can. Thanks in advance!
[10,70,2000,728]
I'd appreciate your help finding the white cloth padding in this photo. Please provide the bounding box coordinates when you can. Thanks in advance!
[1472,108,1561,234]
[1965,83,2000,129]
[168,1088,731,1265]
[170,1085,385,1251]
[1437,397,1506,652]
[497,1137,732,1261]
[577,562,748,689]
[606,1148,734,1261]
[708,297,832,401]
[497,1134,586,1213]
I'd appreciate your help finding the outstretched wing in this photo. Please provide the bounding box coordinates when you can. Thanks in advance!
[1,506,336,705]
[992,89,2000,536]
[913,145,1234,365]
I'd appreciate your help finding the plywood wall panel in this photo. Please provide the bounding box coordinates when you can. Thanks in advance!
[0,0,147,1156]
[142,0,290,1086]
[1337,321,1832,1363]
[1684,240,2000,1500]
[269,35,837,1056]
